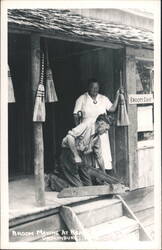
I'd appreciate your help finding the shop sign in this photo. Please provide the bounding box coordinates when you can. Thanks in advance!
[128,94,153,104]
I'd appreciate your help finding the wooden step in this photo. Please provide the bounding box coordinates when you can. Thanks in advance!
[70,198,122,228]
[85,216,139,241]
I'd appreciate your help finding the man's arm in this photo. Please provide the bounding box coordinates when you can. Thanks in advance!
[65,122,88,163]
[66,134,82,163]
[93,137,105,173]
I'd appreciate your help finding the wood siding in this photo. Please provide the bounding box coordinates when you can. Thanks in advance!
[125,47,153,189]
[137,147,154,188]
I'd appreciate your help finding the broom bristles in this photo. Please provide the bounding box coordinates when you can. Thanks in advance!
[117,93,130,126]
[45,67,58,103]
[8,65,15,103]
[33,84,46,122]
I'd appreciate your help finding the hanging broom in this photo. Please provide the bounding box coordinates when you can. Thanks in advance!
[33,52,46,122]
[8,64,15,103]
[44,40,58,103]
[117,71,130,126]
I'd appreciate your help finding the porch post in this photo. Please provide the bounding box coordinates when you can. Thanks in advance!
[31,34,45,206]
[125,51,138,190]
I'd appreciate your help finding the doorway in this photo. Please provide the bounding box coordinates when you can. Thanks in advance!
[45,38,121,174]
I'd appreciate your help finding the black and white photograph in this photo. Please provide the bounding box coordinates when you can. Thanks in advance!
[0,1,161,249]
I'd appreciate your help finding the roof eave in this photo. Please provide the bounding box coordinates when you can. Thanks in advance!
[8,23,154,51]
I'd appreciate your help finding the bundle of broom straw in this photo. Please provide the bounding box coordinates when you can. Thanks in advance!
[44,41,58,103]
[33,52,46,122]
[117,71,130,126]
[8,64,15,103]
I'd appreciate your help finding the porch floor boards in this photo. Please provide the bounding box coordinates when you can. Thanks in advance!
[9,176,97,222]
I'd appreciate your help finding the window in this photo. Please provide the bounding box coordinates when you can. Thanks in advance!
[136,60,154,95]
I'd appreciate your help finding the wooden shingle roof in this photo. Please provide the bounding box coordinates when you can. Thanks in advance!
[8,9,153,49]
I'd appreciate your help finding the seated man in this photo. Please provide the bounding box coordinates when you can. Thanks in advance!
[59,114,112,187]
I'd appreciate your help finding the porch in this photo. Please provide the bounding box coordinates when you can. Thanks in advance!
[9,176,98,225]
[9,176,154,242]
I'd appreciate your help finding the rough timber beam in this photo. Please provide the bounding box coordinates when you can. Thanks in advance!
[31,34,45,206]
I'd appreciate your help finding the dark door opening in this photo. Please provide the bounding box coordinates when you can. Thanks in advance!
[44,38,120,174]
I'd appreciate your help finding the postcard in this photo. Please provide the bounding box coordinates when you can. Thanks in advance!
[0,1,161,249]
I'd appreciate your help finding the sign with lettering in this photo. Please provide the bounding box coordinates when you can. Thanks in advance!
[128,94,154,104]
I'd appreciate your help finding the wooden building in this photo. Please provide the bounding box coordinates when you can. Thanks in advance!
[8,9,154,242]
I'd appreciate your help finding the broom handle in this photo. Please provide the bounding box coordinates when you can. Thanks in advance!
[119,70,123,92]
[44,39,50,68]
[119,70,125,95]
[40,52,45,85]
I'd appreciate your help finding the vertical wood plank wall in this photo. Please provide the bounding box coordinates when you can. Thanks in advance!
[8,34,33,177]
[8,34,59,177]
[137,147,154,187]
[126,47,153,190]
